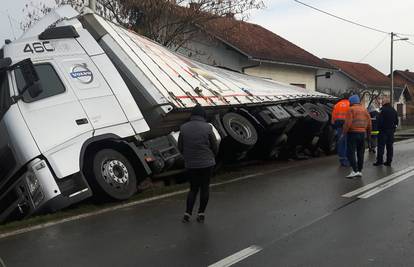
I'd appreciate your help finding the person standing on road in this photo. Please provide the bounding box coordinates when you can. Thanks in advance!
[178,104,218,223]
[331,95,350,166]
[343,95,372,178]
[368,106,380,153]
[373,100,398,167]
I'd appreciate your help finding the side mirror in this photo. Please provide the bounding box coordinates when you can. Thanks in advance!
[15,59,43,98]
[28,82,43,98]
[0,58,11,71]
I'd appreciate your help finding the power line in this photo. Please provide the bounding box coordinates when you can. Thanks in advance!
[293,0,390,35]
[358,34,388,62]
[403,39,414,47]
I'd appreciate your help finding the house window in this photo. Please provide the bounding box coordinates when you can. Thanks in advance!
[15,63,66,103]
[290,83,306,89]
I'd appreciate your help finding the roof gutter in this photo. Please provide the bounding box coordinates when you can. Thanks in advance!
[241,62,261,72]
[249,58,336,71]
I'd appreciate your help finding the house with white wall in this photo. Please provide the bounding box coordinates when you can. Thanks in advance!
[177,17,334,91]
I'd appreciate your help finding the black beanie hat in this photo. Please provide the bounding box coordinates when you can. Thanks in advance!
[191,104,206,118]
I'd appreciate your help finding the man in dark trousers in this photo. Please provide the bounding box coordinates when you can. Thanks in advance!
[374,100,399,166]
[178,104,218,223]
[343,95,372,178]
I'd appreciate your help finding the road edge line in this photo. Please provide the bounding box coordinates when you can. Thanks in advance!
[342,166,414,198]
[358,170,414,198]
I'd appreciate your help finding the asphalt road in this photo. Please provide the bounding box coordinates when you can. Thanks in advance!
[2,140,414,267]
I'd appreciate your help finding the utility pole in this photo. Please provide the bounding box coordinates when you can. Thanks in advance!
[390,33,409,108]
[390,32,394,107]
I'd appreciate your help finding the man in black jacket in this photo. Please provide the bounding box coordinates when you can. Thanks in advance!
[178,104,219,223]
[374,101,399,166]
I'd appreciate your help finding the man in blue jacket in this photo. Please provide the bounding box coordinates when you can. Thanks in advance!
[178,104,219,223]
[373,101,399,166]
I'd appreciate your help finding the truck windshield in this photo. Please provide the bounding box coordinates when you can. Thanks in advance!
[0,71,11,120]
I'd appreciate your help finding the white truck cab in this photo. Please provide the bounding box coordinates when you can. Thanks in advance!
[0,7,154,221]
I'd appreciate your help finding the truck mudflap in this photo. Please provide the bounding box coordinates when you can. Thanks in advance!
[0,158,91,223]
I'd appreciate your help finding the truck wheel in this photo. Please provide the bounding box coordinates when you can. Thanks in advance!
[222,112,258,148]
[90,149,137,200]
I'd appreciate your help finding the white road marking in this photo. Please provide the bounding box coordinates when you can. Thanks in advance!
[0,257,5,267]
[208,245,262,267]
[358,171,414,198]
[342,166,414,198]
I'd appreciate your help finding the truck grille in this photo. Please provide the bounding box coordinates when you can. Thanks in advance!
[0,146,16,182]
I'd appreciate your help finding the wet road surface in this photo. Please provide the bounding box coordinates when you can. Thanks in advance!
[2,140,414,267]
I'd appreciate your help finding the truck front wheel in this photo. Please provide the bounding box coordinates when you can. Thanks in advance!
[89,149,137,200]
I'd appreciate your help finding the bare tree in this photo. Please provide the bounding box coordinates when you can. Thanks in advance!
[21,0,264,49]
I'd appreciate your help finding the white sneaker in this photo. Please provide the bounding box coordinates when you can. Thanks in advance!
[356,172,362,177]
[346,171,358,178]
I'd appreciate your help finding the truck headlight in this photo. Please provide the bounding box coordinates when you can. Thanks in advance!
[26,172,40,196]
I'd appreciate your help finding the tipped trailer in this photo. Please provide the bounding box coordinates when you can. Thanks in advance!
[0,6,335,222]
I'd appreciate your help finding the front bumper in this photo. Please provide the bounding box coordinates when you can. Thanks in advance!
[0,158,91,223]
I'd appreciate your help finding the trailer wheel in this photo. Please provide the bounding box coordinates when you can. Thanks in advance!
[90,149,137,200]
[222,112,258,148]
[302,103,329,123]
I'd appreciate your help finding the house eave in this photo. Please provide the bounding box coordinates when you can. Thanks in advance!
[249,58,336,71]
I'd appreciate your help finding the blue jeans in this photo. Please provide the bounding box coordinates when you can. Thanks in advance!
[336,126,348,165]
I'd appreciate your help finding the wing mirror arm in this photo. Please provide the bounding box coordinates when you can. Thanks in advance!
[10,58,43,100]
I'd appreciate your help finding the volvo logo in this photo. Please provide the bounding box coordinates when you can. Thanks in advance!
[70,63,94,84]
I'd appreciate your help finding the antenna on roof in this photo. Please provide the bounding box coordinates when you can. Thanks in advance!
[6,10,16,40]
[89,0,96,12]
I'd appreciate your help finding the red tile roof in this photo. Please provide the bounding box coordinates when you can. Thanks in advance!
[394,70,414,99]
[201,17,333,69]
[324,59,390,88]
[394,70,414,85]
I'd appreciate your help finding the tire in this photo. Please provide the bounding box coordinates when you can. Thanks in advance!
[89,149,137,200]
[222,112,258,148]
[302,103,329,123]
[302,103,329,136]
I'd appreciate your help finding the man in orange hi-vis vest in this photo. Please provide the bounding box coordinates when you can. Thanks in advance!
[343,95,372,179]
[331,95,350,167]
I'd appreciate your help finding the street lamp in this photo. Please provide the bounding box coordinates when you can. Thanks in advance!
[390,32,409,107]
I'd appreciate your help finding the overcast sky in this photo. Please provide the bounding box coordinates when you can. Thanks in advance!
[1,0,413,74]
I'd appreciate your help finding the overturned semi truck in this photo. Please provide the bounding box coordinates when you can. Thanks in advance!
[0,6,336,222]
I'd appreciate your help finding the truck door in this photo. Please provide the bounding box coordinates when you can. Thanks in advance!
[56,55,129,131]
[14,61,94,154]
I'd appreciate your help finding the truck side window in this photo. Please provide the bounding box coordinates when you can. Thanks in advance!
[0,72,11,120]
[15,64,66,103]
